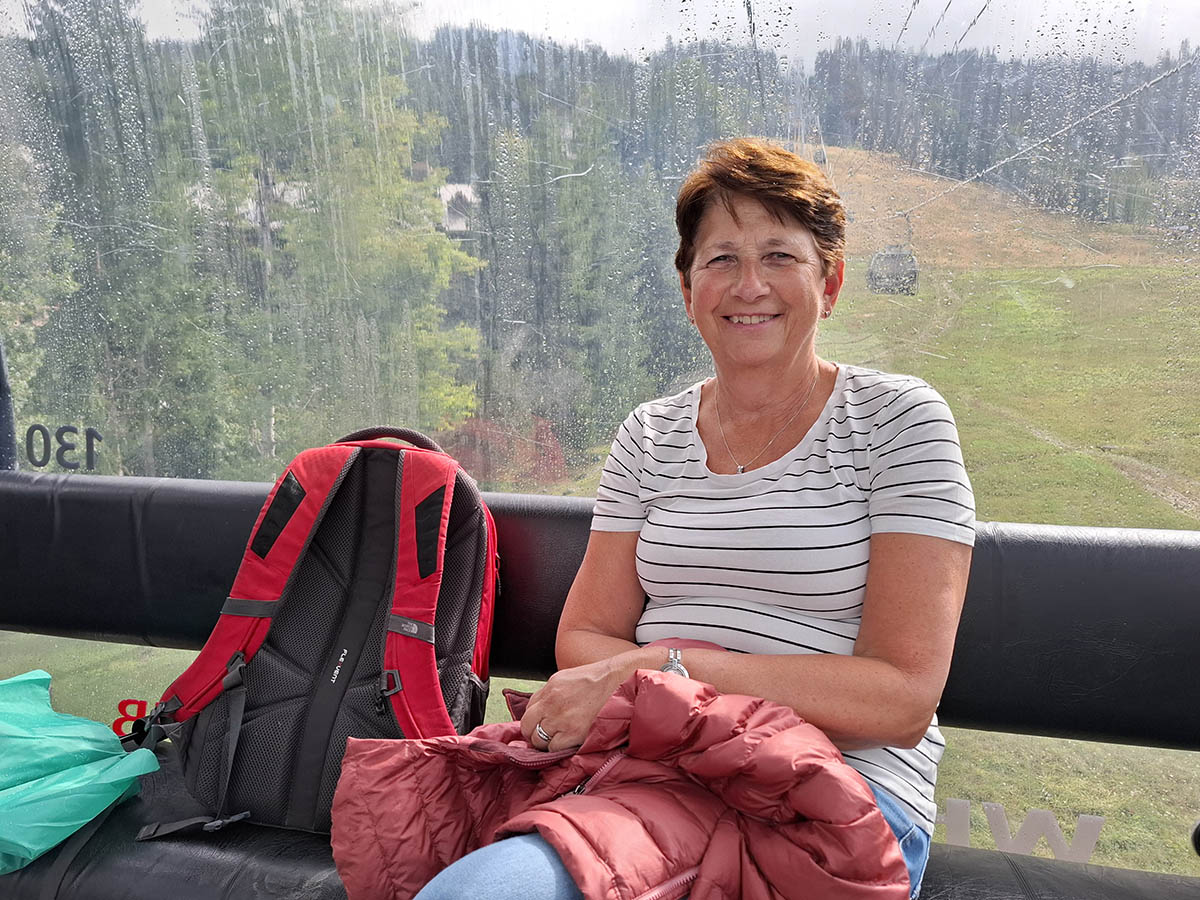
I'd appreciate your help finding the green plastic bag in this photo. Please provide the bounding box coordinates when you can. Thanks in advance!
[0,669,159,875]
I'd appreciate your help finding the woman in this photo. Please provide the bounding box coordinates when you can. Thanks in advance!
[416,138,974,899]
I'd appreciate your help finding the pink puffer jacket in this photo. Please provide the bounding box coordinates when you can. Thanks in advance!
[331,670,909,900]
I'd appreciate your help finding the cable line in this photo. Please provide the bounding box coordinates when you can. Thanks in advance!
[862,49,1200,223]
[918,0,956,55]
[893,0,923,50]
[952,0,993,54]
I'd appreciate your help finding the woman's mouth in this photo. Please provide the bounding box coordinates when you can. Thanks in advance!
[725,314,779,325]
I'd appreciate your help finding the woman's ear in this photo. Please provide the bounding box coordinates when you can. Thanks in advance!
[679,270,694,323]
[824,258,845,314]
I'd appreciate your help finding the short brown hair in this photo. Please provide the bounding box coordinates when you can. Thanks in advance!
[674,138,846,286]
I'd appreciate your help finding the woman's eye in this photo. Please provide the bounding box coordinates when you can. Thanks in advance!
[707,255,734,266]
[766,252,794,262]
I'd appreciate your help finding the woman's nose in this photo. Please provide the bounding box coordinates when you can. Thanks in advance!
[732,261,770,300]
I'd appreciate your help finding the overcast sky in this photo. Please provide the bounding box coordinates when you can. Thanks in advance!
[405,0,1200,67]
[4,0,1198,66]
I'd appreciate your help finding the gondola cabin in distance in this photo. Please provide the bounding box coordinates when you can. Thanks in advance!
[867,244,920,295]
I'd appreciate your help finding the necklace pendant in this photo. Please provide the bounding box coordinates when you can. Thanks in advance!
[737,465,745,474]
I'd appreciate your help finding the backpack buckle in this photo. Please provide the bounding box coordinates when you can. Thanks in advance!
[379,670,402,697]
[202,810,250,832]
[222,651,247,690]
[375,670,402,714]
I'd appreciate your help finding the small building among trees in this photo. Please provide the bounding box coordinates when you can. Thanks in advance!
[438,184,479,235]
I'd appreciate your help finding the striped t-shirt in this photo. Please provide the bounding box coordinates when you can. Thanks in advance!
[590,364,976,834]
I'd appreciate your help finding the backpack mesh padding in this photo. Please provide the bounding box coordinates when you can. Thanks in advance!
[434,471,489,731]
[181,452,406,829]
[179,692,228,810]
[314,524,399,831]
[224,464,363,821]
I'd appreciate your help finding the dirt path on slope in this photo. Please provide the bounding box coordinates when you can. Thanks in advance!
[1012,416,1200,520]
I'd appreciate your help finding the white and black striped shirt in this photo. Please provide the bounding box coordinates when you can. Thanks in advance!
[591,364,975,834]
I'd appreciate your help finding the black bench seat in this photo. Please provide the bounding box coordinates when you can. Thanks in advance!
[1,470,1198,899]
[3,744,347,900]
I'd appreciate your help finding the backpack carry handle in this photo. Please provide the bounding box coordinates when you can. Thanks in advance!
[337,426,444,453]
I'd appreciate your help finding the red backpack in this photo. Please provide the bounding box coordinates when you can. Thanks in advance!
[132,427,497,837]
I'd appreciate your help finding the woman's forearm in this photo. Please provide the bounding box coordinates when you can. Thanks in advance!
[558,630,937,750]
[673,648,938,750]
[556,626,652,670]
[550,534,965,752]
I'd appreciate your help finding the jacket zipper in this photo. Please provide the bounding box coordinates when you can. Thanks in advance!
[570,750,626,795]
[506,747,577,768]
[631,866,700,900]
[567,752,696,900]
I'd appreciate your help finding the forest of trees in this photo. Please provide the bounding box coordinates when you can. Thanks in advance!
[1,0,1196,485]
[808,38,1200,226]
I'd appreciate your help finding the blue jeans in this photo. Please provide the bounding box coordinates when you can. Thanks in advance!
[414,787,930,900]
[869,784,931,899]
[413,833,584,900]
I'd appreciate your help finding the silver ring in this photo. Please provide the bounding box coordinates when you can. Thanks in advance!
[534,722,552,744]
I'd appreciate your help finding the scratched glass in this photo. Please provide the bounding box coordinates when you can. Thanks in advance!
[0,0,1197,877]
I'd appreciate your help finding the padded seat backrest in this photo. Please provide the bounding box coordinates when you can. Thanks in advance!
[1,471,1197,749]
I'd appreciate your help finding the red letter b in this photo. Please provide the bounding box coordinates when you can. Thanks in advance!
[112,698,147,736]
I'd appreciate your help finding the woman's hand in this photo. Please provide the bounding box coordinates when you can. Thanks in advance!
[521,530,648,751]
[519,657,626,751]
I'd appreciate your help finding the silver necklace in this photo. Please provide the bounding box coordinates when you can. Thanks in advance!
[714,365,821,474]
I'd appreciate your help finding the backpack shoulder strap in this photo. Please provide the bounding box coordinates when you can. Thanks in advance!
[384,448,460,738]
[473,504,499,682]
[138,446,362,841]
[157,444,361,721]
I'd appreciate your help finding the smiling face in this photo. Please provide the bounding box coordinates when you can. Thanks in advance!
[682,193,844,378]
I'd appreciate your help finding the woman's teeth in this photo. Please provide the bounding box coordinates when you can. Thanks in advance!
[727,314,777,324]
